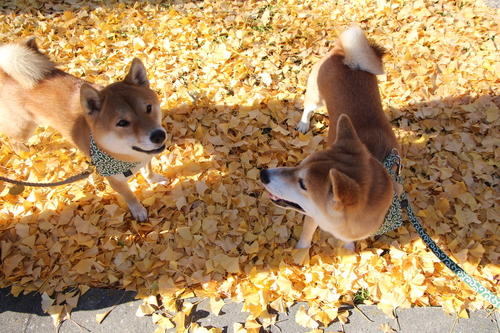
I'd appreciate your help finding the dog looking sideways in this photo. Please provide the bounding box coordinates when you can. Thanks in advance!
[0,38,167,221]
[260,26,402,251]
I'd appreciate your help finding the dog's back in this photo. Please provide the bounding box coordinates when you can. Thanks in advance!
[303,26,400,162]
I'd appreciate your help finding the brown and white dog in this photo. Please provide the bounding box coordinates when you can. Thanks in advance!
[0,38,167,221]
[260,26,401,250]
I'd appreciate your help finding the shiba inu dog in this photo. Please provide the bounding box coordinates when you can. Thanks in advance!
[0,38,167,221]
[260,26,401,250]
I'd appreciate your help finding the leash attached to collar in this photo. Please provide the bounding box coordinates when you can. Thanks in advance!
[1,133,139,193]
[380,149,500,310]
[89,133,140,177]
[0,165,94,195]
[374,150,406,235]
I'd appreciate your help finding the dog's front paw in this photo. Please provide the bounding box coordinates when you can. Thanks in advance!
[296,120,310,134]
[145,173,169,185]
[295,240,312,249]
[130,204,148,222]
[343,242,355,252]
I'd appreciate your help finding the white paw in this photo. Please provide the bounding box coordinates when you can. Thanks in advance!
[295,240,312,249]
[296,120,310,134]
[130,204,148,222]
[343,242,355,252]
[146,173,169,185]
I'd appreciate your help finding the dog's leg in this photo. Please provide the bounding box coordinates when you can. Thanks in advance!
[296,74,325,133]
[141,161,169,185]
[0,111,38,154]
[342,242,355,252]
[296,215,318,249]
[296,103,321,133]
[106,176,148,222]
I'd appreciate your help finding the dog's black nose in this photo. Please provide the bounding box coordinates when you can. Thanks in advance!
[150,129,166,144]
[260,169,270,184]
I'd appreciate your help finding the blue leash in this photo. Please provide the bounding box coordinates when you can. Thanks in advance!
[384,150,500,310]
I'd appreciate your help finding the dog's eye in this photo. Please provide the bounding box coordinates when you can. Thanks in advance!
[146,105,152,114]
[116,119,130,127]
[299,178,307,191]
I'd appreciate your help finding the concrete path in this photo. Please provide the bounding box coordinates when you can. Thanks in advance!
[1,287,499,333]
[484,0,500,8]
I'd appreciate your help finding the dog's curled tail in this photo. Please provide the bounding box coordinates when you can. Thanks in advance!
[339,26,385,75]
[0,38,56,89]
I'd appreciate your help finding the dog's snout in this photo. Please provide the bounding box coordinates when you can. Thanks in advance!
[260,169,270,184]
[150,129,166,144]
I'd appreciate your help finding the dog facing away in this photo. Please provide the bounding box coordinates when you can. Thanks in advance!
[0,38,167,221]
[260,26,401,250]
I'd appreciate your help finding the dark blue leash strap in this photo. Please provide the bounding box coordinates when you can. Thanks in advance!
[404,194,500,310]
[383,150,500,309]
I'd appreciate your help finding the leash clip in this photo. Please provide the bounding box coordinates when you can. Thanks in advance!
[391,148,402,177]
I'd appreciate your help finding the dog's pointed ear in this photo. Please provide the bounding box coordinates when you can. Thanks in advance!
[335,114,359,144]
[26,37,39,51]
[329,168,362,211]
[80,83,102,117]
[123,58,149,88]
[334,114,365,153]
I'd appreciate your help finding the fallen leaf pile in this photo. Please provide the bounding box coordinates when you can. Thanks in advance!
[1,0,499,331]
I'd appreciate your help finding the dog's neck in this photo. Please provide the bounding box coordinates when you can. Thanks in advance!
[89,133,140,177]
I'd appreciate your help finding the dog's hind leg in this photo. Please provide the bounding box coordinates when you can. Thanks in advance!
[0,109,37,154]
[296,65,325,133]
[297,102,323,134]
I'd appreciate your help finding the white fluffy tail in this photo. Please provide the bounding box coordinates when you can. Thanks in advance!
[0,39,56,89]
[339,26,384,75]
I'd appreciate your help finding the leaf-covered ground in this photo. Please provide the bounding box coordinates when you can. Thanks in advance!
[0,0,499,331]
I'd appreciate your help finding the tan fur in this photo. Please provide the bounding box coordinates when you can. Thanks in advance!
[0,38,167,221]
[261,26,400,250]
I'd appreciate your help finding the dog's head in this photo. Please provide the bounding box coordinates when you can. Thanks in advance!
[260,115,394,241]
[80,58,166,162]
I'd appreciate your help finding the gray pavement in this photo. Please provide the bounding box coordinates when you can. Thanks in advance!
[484,0,500,8]
[1,287,499,333]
